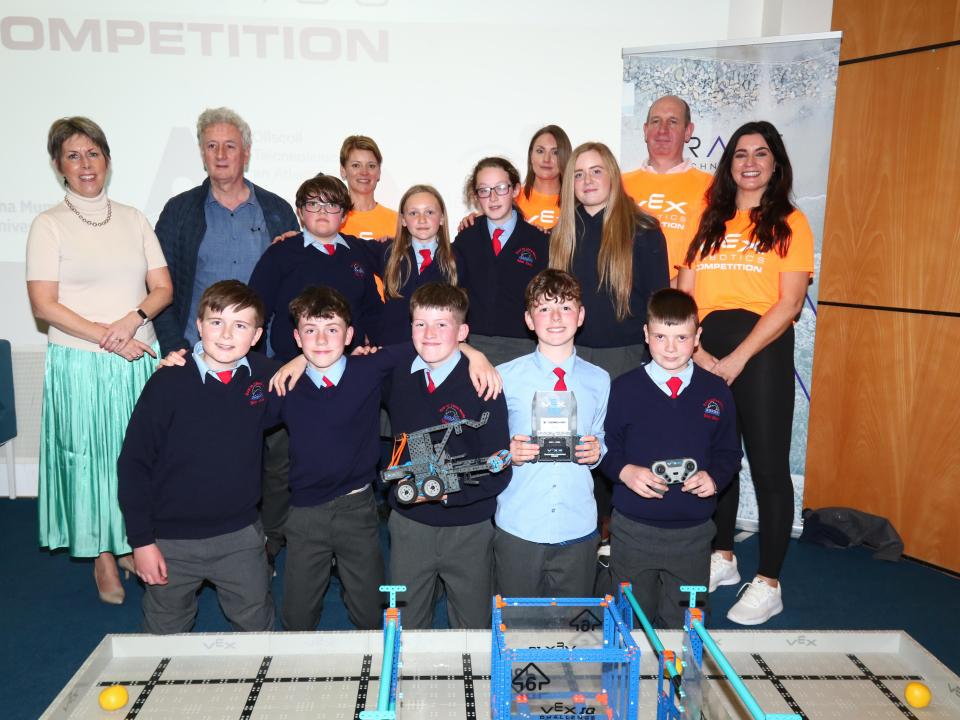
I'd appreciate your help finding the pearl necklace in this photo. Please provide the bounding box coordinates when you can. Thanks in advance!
[64,196,112,227]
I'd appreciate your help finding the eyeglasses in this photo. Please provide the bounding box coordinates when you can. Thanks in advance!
[302,199,343,214]
[475,183,513,198]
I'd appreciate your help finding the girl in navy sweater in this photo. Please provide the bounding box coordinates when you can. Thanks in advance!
[367,184,460,344]
[550,142,669,378]
[455,157,549,366]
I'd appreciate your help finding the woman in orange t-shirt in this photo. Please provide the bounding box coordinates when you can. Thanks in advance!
[516,124,572,231]
[678,121,813,626]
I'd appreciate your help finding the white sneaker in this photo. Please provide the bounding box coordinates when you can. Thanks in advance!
[726,578,783,626]
[708,552,740,592]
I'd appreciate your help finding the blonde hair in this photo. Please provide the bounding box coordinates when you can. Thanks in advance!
[384,185,458,299]
[550,142,658,321]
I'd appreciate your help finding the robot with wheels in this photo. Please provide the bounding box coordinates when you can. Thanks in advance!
[381,411,512,504]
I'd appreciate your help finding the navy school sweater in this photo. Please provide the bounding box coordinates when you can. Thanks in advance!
[248,232,382,361]
[282,343,415,507]
[571,205,669,348]
[386,355,512,526]
[454,216,549,339]
[360,240,460,345]
[601,364,742,528]
[117,352,281,547]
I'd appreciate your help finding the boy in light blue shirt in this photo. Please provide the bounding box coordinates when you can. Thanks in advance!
[495,270,610,597]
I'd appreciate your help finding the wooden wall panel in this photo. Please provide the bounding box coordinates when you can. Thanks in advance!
[819,46,960,312]
[805,306,960,572]
[833,0,960,61]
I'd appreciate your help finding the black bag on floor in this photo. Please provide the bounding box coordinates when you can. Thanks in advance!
[800,506,904,561]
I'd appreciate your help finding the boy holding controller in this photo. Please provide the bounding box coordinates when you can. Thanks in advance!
[601,288,742,627]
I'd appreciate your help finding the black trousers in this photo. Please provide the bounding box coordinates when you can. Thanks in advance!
[700,309,795,580]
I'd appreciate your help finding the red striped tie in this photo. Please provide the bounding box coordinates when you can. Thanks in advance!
[323,243,336,256]
[322,376,334,388]
[216,370,232,384]
[426,370,436,393]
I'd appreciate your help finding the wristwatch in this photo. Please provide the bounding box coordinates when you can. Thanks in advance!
[135,308,149,327]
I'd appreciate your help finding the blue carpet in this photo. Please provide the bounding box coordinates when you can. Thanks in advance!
[1,498,957,719]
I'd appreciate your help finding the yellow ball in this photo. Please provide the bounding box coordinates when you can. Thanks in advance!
[904,681,931,709]
[98,684,128,712]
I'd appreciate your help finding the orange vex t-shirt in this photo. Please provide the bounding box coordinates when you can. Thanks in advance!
[623,167,712,280]
[341,203,398,242]
[516,188,559,230]
[690,209,815,320]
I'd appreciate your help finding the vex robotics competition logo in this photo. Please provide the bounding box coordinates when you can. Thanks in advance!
[439,403,465,424]
[514,247,537,267]
[703,398,722,421]
[245,381,266,406]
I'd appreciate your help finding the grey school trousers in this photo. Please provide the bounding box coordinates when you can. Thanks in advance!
[388,512,495,630]
[610,510,714,629]
[494,526,599,598]
[282,486,385,631]
[143,522,274,634]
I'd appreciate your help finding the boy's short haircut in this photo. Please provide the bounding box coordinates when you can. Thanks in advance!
[339,135,383,166]
[295,174,354,214]
[409,282,469,324]
[524,269,582,312]
[647,288,700,327]
[289,286,352,327]
[198,280,265,327]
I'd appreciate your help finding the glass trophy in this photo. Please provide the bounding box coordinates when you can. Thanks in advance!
[530,390,579,462]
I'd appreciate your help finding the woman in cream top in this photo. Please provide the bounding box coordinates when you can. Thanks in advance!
[26,116,172,605]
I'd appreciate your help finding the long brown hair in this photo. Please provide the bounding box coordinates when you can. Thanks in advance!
[550,142,658,321]
[686,120,795,264]
[522,125,572,200]
[384,184,457,299]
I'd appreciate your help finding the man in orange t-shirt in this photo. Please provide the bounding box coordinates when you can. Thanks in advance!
[622,95,712,286]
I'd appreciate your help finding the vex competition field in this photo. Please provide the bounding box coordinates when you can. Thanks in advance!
[42,627,960,719]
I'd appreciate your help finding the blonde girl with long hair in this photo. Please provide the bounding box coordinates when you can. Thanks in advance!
[550,141,668,377]
[373,184,460,344]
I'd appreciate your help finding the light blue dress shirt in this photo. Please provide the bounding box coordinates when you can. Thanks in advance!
[412,237,438,273]
[644,359,694,397]
[495,348,610,543]
[410,350,462,389]
[303,230,350,255]
[486,209,518,250]
[305,355,347,388]
[185,181,269,345]
[191,341,251,383]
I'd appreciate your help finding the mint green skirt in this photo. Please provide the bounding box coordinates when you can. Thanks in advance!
[38,342,158,557]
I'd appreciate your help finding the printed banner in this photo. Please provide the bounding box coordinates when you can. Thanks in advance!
[621,33,841,530]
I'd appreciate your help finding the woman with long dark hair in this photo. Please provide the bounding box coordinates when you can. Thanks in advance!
[679,120,814,625]
[517,125,572,231]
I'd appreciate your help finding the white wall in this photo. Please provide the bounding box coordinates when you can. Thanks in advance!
[0,0,832,492]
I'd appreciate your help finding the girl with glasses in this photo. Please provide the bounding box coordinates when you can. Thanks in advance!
[454,157,549,365]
